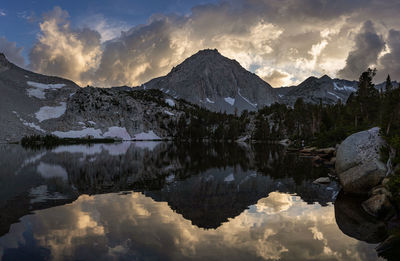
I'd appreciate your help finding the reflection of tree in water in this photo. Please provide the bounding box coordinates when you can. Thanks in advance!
[252,143,326,183]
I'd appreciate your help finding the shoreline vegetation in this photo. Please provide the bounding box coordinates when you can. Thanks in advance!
[20,135,117,150]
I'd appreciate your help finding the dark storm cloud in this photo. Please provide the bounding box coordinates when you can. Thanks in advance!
[378,29,400,81]
[94,16,181,86]
[338,21,385,80]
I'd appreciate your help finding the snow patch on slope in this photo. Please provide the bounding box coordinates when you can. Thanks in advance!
[13,111,45,133]
[103,127,132,140]
[224,173,235,182]
[224,97,235,106]
[238,88,257,107]
[133,131,161,140]
[27,88,46,99]
[164,110,175,116]
[165,98,175,107]
[35,102,66,122]
[52,128,103,138]
[327,92,341,100]
[52,127,162,141]
[26,81,65,99]
[333,82,356,92]
[206,98,215,104]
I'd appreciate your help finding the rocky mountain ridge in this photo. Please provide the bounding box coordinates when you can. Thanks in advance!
[0,53,188,142]
[140,49,280,113]
[1,50,398,142]
[275,75,398,105]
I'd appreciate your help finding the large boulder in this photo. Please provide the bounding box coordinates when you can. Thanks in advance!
[336,127,387,194]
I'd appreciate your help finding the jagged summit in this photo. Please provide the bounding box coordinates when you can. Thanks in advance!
[0,51,81,142]
[277,74,358,105]
[143,49,279,113]
[0,53,12,72]
[319,74,332,81]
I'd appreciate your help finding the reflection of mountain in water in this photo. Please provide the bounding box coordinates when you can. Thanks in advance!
[147,166,338,229]
[0,142,338,235]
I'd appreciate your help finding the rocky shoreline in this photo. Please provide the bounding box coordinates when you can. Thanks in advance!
[287,127,400,258]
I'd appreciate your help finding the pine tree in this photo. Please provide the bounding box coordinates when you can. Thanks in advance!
[385,74,393,93]
[355,68,379,124]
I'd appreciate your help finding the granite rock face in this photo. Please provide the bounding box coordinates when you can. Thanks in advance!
[143,49,280,114]
[0,53,79,142]
[276,75,358,105]
[0,53,182,142]
[336,127,387,194]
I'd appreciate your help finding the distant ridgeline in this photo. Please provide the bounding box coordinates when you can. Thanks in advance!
[17,69,399,151]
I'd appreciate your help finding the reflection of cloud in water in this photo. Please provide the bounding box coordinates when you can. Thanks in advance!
[255,192,294,215]
[0,192,381,261]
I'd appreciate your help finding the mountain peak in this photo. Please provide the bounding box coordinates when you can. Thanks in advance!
[186,48,224,62]
[0,53,8,63]
[144,49,278,113]
[0,53,12,72]
[195,48,220,56]
[320,74,332,81]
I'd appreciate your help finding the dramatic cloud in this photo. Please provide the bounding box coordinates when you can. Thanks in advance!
[257,69,291,87]
[29,7,102,86]
[378,29,400,80]
[26,1,400,87]
[338,21,385,80]
[80,14,129,43]
[0,37,25,66]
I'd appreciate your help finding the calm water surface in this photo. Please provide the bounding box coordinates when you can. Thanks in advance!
[0,142,384,260]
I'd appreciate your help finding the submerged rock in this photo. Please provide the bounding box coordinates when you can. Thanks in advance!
[336,127,387,194]
[300,147,317,154]
[334,191,388,244]
[362,193,394,220]
[316,147,336,155]
[313,177,331,184]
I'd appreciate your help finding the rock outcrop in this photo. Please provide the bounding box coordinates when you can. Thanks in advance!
[274,75,399,106]
[336,127,387,194]
[0,53,80,142]
[0,53,185,142]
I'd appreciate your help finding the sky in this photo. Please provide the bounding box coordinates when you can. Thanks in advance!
[1,0,400,87]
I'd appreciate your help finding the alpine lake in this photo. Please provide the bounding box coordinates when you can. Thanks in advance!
[0,142,387,260]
